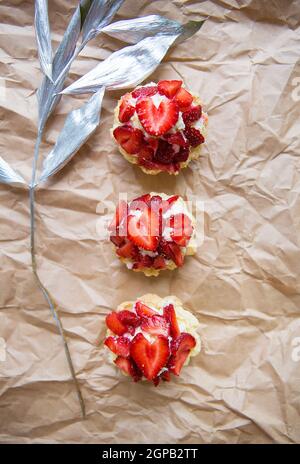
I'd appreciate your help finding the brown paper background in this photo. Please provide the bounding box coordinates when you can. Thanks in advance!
[1,0,300,444]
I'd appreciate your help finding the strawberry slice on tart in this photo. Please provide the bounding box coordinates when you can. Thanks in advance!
[136,96,179,136]
[112,80,207,175]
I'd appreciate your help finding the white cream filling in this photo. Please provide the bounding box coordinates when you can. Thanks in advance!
[140,250,159,257]
[151,92,168,108]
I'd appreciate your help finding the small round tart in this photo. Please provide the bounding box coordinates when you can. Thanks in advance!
[108,192,197,276]
[104,294,201,385]
[111,80,208,175]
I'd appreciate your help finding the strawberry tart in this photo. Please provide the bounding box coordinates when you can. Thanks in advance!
[112,80,208,175]
[104,294,201,385]
[108,193,196,276]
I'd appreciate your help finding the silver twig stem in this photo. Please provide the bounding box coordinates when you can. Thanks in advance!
[29,130,86,419]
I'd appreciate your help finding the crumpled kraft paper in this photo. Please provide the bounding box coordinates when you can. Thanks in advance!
[0,0,300,444]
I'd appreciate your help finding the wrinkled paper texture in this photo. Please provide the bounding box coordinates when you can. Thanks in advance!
[0,0,300,444]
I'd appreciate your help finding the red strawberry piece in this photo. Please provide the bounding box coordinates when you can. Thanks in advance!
[168,242,184,267]
[138,254,154,268]
[153,256,166,270]
[128,206,159,251]
[169,213,193,246]
[138,145,155,165]
[130,333,170,380]
[106,312,127,336]
[174,147,190,163]
[168,333,196,376]
[136,97,179,136]
[154,139,175,164]
[147,137,159,153]
[160,195,180,215]
[118,93,135,123]
[182,105,202,126]
[152,376,160,387]
[163,304,180,338]
[173,88,193,111]
[113,125,144,154]
[116,240,139,260]
[161,370,171,382]
[135,301,156,318]
[132,193,151,205]
[149,195,163,234]
[130,194,151,214]
[158,239,173,259]
[141,315,170,337]
[183,127,205,147]
[118,310,140,328]
[104,336,130,358]
[167,195,180,205]
[108,200,128,233]
[132,86,157,99]
[114,356,142,382]
[110,235,125,247]
[164,131,188,147]
[158,80,182,99]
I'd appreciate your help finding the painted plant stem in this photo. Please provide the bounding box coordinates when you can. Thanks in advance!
[29,130,86,418]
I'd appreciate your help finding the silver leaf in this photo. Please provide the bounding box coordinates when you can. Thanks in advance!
[0,157,26,188]
[102,15,204,45]
[82,0,125,45]
[37,3,84,132]
[60,34,178,95]
[35,0,53,82]
[39,87,105,184]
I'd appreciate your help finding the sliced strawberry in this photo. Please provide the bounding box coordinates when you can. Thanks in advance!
[160,195,180,216]
[161,370,171,381]
[135,301,156,318]
[164,131,188,147]
[104,336,130,357]
[154,139,175,164]
[153,256,166,270]
[128,206,159,251]
[158,239,172,259]
[106,312,127,336]
[183,127,205,147]
[114,356,142,382]
[138,145,155,165]
[147,137,159,153]
[130,333,170,380]
[118,310,140,328]
[173,88,193,111]
[136,97,179,136]
[108,200,128,233]
[163,304,180,338]
[110,235,125,247]
[174,147,190,163]
[152,376,160,387]
[182,105,202,126]
[149,195,163,234]
[116,240,139,260]
[133,254,154,269]
[129,194,151,214]
[169,213,193,246]
[132,86,157,99]
[132,193,151,205]
[118,93,135,123]
[168,242,184,267]
[113,125,144,154]
[158,80,182,99]
[168,333,196,376]
[141,315,170,337]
